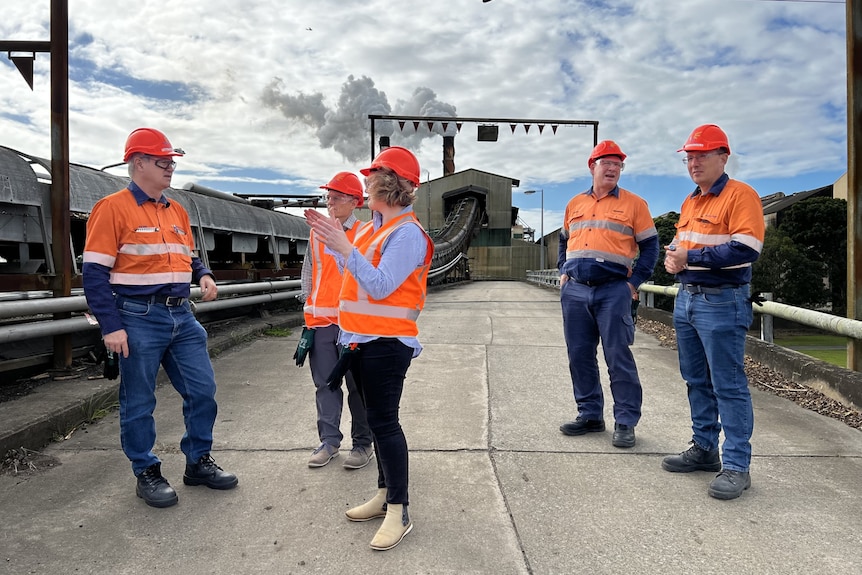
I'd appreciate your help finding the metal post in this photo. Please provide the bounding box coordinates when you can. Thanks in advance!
[50,0,72,370]
[761,292,774,343]
[539,189,545,270]
[848,0,862,371]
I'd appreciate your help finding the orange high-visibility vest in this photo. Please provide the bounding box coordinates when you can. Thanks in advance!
[303,220,362,328]
[338,212,433,338]
[83,188,195,286]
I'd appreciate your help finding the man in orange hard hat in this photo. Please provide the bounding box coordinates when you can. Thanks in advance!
[82,128,237,508]
[663,124,765,500]
[558,140,659,448]
[298,172,373,469]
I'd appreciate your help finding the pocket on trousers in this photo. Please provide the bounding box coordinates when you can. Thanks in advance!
[119,298,150,316]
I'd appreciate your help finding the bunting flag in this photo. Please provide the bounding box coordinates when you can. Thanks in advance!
[524,124,531,134]
[398,121,406,131]
[551,124,559,134]
[456,122,463,132]
[510,123,517,133]
[442,122,449,132]
[427,121,435,131]
[413,121,421,131]
[538,124,545,134]
[387,118,574,137]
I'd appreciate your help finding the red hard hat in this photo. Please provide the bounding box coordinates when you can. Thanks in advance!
[123,128,185,163]
[320,171,364,207]
[360,146,420,187]
[677,124,731,155]
[588,140,627,167]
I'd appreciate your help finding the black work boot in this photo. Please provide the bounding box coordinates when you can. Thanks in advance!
[559,417,605,436]
[136,463,178,508]
[612,423,636,448]
[708,469,751,500]
[183,454,238,490]
[662,443,722,473]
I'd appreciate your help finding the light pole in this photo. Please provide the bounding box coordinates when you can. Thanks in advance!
[524,189,544,270]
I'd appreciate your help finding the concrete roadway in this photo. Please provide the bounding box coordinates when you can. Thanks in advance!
[1,281,861,574]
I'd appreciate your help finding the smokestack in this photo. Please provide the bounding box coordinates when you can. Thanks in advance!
[379,136,390,154]
[443,135,455,176]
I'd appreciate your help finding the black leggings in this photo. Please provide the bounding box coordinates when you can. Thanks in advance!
[350,338,413,505]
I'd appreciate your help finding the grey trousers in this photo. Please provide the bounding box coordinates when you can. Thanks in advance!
[308,324,372,448]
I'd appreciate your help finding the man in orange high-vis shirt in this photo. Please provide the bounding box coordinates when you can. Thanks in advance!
[300,172,373,469]
[663,124,764,500]
[557,140,659,449]
[82,128,237,509]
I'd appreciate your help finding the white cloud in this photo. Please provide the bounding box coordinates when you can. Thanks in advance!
[0,0,848,237]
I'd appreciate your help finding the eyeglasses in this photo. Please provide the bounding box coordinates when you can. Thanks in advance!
[145,156,177,170]
[682,151,725,164]
[594,158,624,171]
[323,192,355,203]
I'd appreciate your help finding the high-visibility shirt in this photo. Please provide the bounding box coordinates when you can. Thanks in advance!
[559,186,658,287]
[338,212,433,338]
[303,220,361,328]
[82,184,211,335]
[674,174,765,287]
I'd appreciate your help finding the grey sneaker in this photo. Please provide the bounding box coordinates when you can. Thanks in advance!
[308,443,338,468]
[343,446,374,470]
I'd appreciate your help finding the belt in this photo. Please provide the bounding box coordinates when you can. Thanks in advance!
[570,275,620,287]
[681,284,739,295]
[127,294,189,307]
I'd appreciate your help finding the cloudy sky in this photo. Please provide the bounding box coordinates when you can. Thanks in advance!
[0,0,848,237]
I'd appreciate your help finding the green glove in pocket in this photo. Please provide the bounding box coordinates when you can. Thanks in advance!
[293,327,315,367]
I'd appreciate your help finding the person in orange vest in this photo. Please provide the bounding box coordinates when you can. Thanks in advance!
[82,128,237,509]
[298,172,373,469]
[305,146,433,551]
[663,124,765,500]
[557,140,659,448]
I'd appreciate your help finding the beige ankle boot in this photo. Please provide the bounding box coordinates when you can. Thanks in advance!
[370,503,413,551]
[345,488,387,522]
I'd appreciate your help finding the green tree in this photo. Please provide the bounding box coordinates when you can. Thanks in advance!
[752,226,829,308]
[650,212,679,311]
[777,197,847,314]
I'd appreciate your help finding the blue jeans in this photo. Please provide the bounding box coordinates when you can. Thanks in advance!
[308,324,372,448]
[673,285,754,472]
[560,279,642,426]
[116,296,218,476]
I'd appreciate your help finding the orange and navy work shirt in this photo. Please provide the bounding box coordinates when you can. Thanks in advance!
[82,182,212,335]
[557,185,659,288]
[673,173,765,287]
[303,220,362,328]
[338,212,433,339]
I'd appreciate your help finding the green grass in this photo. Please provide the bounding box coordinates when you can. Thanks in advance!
[263,327,292,337]
[773,334,847,368]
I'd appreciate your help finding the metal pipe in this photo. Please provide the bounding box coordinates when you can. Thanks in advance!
[0,287,302,344]
[0,280,300,319]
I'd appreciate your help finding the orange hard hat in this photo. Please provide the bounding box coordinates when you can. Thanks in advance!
[588,140,627,167]
[360,146,420,187]
[123,128,185,163]
[677,124,731,155]
[320,171,364,207]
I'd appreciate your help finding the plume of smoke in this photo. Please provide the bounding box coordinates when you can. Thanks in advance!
[261,74,457,162]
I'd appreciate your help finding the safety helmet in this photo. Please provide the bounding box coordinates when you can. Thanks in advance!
[123,128,185,163]
[677,124,731,155]
[360,146,420,187]
[320,171,364,207]
[588,140,627,167]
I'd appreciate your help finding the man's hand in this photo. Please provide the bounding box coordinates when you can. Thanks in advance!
[200,275,218,302]
[664,245,688,275]
[103,329,130,358]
